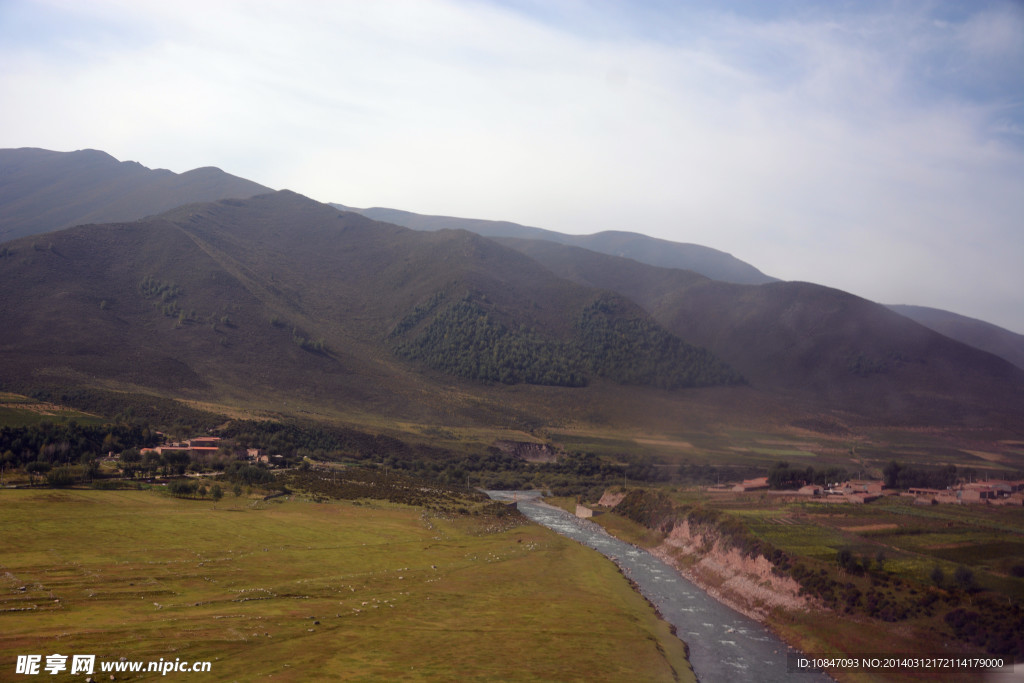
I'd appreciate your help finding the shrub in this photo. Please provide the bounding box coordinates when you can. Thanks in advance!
[168,480,198,497]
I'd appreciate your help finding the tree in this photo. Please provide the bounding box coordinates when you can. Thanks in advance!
[211,484,223,501]
[836,548,862,574]
[953,566,976,593]
[883,460,902,489]
[101,432,121,455]
[874,551,887,572]
[930,564,946,588]
[141,451,162,478]
[45,467,75,488]
[164,450,190,476]
[1,449,14,485]
[25,460,50,485]
[119,448,141,471]
[168,480,198,498]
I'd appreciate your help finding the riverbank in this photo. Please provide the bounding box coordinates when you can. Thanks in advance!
[505,492,831,682]
[576,489,1015,683]
[573,497,815,642]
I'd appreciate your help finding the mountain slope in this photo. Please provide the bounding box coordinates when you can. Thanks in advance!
[331,203,775,285]
[499,237,1024,425]
[2,153,1020,432]
[888,304,1024,371]
[0,192,741,424]
[0,148,272,241]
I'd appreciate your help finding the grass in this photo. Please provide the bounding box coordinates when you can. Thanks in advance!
[0,489,692,681]
[0,393,102,428]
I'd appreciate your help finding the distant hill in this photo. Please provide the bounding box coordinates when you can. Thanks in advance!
[0,191,742,424]
[498,237,1024,425]
[1,149,1020,432]
[0,147,271,241]
[888,304,1024,371]
[331,203,775,285]
[331,203,1024,384]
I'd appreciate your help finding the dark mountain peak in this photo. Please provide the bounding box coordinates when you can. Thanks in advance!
[178,165,232,178]
[0,147,272,242]
[70,148,119,162]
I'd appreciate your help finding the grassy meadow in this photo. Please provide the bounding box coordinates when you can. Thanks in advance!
[0,393,101,429]
[0,489,692,682]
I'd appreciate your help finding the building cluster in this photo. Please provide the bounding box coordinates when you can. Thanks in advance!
[141,437,222,457]
[903,480,1024,506]
[245,447,285,465]
[717,476,1024,506]
[722,477,882,503]
[140,437,285,466]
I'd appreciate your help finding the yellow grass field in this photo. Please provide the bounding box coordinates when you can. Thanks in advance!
[0,489,692,681]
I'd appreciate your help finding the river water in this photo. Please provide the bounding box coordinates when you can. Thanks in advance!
[487,490,830,682]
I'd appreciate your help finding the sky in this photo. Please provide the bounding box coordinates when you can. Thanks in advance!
[1,0,1022,333]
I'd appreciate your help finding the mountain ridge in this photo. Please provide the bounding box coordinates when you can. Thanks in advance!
[0,190,750,429]
[330,201,1024,372]
[0,147,272,241]
[1,148,1021,433]
[887,304,1024,371]
[331,202,776,286]
[497,236,1024,426]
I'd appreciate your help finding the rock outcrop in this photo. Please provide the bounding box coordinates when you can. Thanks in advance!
[654,518,809,620]
[493,440,561,463]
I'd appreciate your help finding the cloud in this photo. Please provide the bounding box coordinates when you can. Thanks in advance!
[0,0,1021,331]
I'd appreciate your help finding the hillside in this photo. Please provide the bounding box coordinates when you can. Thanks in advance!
[0,191,742,427]
[0,147,271,241]
[498,237,1024,426]
[888,304,1024,371]
[1,152,1021,434]
[331,203,775,285]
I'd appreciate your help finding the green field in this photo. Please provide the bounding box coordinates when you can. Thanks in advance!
[0,393,101,428]
[0,489,692,681]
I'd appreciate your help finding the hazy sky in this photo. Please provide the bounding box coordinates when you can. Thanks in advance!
[2,0,1022,332]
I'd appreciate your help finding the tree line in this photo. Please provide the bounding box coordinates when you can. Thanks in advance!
[391,293,743,389]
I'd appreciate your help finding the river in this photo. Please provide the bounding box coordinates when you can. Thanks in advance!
[487,490,831,682]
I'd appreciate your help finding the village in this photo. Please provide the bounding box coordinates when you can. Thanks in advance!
[140,437,284,463]
[127,436,290,478]
[714,476,1024,506]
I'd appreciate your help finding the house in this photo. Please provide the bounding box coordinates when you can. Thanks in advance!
[186,437,221,453]
[841,480,884,495]
[150,437,223,457]
[732,477,769,492]
[960,486,997,503]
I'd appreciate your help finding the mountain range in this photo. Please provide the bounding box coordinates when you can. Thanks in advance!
[1,148,1022,435]
[330,203,776,286]
[331,203,1024,375]
[0,147,270,242]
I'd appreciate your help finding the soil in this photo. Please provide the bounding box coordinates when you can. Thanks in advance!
[650,519,812,622]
